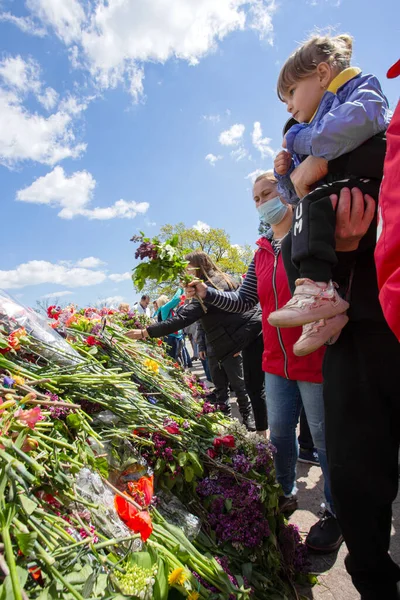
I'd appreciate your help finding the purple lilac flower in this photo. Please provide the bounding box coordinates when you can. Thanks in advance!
[279,522,310,573]
[182,420,190,429]
[202,401,216,415]
[45,392,75,420]
[232,452,251,474]
[197,475,270,548]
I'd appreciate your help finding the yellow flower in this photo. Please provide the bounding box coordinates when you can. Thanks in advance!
[13,375,25,386]
[187,592,200,600]
[168,567,186,586]
[144,358,159,374]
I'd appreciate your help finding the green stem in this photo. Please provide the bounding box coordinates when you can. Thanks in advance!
[48,565,85,600]
[2,524,22,600]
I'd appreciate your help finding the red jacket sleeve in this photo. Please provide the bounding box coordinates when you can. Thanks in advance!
[375,100,400,341]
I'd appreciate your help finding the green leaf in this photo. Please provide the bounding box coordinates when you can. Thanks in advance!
[66,413,83,430]
[82,572,96,598]
[224,498,233,512]
[153,557,168,600]
[16,532,37,556]
[183,466,194,482]
[187,451,204,477]
[242,562,253,582]
[177,452,187,467]
[19,494,37,516]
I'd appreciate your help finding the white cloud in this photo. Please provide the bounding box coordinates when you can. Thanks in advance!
[0,89,86,167]
[248,0,275,42]
[205,153,223,166]
[0,260,107,290]
[16,166,96,217]
[76,257,106,269]
[38,87,59,110]
[84,199,149,221]
[26,0,86,44]
[193,220,211,233]
[252,121,275,159]
[16,166,149,220]
[97,295,125,308]
[246,168,266,183]
[109,272,131,283]
[0,12,46,37]
[144,218,157,227]
[219,123,245,146]
[19,1,276,99]
[42,290,73,299]
[0,55,41,94]
[203,114,221,124]
[230,146,249,161]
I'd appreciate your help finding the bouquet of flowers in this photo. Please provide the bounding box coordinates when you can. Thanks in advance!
[131,233,207,312]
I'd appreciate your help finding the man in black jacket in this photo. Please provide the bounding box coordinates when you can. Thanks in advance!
[288,133,400,600]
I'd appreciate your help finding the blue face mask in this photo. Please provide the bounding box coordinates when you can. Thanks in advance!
[257,196,288,225]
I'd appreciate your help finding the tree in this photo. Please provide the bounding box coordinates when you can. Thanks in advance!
[135,223,254,299]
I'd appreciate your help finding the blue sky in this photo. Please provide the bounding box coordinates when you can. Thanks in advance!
[0,0,399,309]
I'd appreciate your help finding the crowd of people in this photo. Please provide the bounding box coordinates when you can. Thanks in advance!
[125,35,400,600]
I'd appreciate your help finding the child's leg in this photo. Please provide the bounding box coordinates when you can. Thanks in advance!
[292,186,337,283]
[269,178,378,329]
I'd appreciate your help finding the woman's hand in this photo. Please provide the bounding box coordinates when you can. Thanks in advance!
[274,150,292,176]
[331,187,376,252]
[199,351,207,361]
[126,329,149,340]
[185,281,208,299]
[290,156,329,199]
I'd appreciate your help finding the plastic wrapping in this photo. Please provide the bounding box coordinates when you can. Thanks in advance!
[75,468,143,552]
[0,290,82,366]
[157,490,201,541]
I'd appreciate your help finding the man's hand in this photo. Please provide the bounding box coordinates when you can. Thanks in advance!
[331,187,376,252]
[274,150,292,176]
[290,156,329,199]
[185,281,208,299]
[199,351,206,361]
[126,329,149,340]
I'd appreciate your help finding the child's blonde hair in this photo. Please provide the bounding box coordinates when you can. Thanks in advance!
[277,33,353,101]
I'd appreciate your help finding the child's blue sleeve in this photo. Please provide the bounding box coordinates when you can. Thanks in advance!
[275,163,299,205]
[286,75,390,161]
[160,288,183,320]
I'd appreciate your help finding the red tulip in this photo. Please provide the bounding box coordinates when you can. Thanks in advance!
[114,494,153,541]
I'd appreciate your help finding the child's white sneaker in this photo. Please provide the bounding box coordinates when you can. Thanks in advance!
[293,314,349,357]
[268,278,349,328]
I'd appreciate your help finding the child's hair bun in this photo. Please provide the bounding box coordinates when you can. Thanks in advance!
[334,34,353,59]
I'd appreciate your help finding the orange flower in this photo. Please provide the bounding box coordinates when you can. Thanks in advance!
[114,494,153,541]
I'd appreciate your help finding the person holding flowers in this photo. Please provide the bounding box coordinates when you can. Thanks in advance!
[126,254,265,434]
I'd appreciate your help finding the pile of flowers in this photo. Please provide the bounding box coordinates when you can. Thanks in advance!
[0,295,312,599]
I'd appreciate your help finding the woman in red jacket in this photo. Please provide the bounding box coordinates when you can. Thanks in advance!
[187,171,342,553]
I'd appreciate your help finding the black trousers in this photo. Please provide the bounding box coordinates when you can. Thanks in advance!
[290,177,379,284]
[242,334,268,431]
[208,353,252,418]
[324,322,400,599]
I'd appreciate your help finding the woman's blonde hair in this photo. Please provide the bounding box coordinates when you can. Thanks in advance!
[277,33,353,101]
[254,170,277,185]
[156,295,169,308]
[185,251,236,291]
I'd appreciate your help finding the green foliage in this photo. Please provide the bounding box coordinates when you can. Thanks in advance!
[132,223,254,298]
[132,233,191,293]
